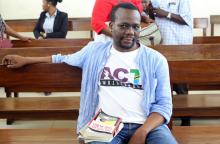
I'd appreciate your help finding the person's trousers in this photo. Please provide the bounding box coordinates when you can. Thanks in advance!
[89,123,177,144]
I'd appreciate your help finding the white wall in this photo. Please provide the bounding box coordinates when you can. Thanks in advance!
[1,0,220,36]
[0,0,95,19]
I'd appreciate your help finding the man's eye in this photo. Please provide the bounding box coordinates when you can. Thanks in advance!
[133,25,140,30]
[119,24,129,29]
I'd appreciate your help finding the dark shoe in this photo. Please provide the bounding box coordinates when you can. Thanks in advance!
[44,92,52,96]
[181,118,191,126]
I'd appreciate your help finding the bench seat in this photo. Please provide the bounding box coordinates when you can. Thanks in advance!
[173,94,220,118]
[0,97,80,120]
[0,126,220,144]
[0,128,78,144]
[172,126,220,144]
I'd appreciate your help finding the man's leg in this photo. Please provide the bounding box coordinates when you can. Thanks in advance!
[89,124,128,144]
[146,125,177,144]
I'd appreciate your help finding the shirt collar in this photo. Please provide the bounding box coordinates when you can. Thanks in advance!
[45,9,57,18]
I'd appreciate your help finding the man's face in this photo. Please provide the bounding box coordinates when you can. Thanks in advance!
[110,8,141,51]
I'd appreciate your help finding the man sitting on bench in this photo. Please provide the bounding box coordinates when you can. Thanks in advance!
[2,3,177,144]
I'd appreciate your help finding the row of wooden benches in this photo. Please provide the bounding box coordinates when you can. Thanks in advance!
[1,44,220,119]
[5,16,220,37]
[0,54,220,143]
[8,35,220,48]
[1,42,220,143]
[5,18,94,39]
[1,126,220,144]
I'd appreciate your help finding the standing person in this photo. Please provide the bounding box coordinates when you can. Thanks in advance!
[151,0,193,44]
[151,0,193,125]
[3,3,177,144]
[33,0,68,39]
[0,15,33,43]
[141,0,155,20]
[91,0,153,41]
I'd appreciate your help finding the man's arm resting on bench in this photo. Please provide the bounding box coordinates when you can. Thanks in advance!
[2,55,52,68]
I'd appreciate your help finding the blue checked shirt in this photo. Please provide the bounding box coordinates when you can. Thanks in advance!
[152,0,193,44]
[52,41,172,133]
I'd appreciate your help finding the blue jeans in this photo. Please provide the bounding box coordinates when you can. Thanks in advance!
[89,123,177,144]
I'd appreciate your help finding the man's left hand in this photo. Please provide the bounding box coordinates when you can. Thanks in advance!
[128,126,148,144]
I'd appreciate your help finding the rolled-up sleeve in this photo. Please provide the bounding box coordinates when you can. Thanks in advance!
[52,42,92,68]
[150,56,172,124]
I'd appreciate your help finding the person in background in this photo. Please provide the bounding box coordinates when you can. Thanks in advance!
[33,0,68,39]
[91,0,153,42]
[142,0,155,20]
[0,15,33,42]
[150,0,193,126]
[2,3,177,144]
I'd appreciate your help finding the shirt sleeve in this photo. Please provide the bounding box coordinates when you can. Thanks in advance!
[149,55,172,124]
[179,0,192,27]
[52,42,92,68]
[91,0,113,34]
[132,0,143,12]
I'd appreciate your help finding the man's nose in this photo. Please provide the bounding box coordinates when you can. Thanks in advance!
[125,26,135,34]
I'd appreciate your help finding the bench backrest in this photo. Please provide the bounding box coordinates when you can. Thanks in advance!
[193,36,220,44]
[5,19,73,31]
[169,60,220,84]
[5,18,93,38]
[0,64,82,92]
[11,38,91,47]
[2,44,220,92]
[0,46,81,62]
[153,44,220,60]
[3,43,220,61]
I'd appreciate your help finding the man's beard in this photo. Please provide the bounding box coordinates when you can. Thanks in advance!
[119,37,138,49]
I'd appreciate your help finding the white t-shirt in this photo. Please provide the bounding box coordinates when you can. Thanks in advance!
[97,46,146,124]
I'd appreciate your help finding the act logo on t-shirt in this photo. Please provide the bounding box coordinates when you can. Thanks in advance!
[100,67,142,90]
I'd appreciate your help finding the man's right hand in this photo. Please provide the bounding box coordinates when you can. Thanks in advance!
[2,55,28,68]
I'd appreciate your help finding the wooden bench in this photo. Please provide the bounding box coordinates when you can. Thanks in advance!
[154,44,220,90]
[0,97,80,120]
[5,18,93,38]
[0,64,81,120]
[0,128,79,144]
[1,48,220,143]
[0,46,82,98]
[0,46,81,67]
[5,18,86,32]
[193,36,220,44]
[0,126,220,144]
[154,44,220,60]
[172,126,220,144]
[1,44,220,119]
[169,60,220,119]
[11,38,91,48]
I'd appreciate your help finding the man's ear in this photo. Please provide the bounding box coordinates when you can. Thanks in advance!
[109,22,113,32]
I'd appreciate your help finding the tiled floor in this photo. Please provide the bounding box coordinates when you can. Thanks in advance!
[0,88,220,129]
